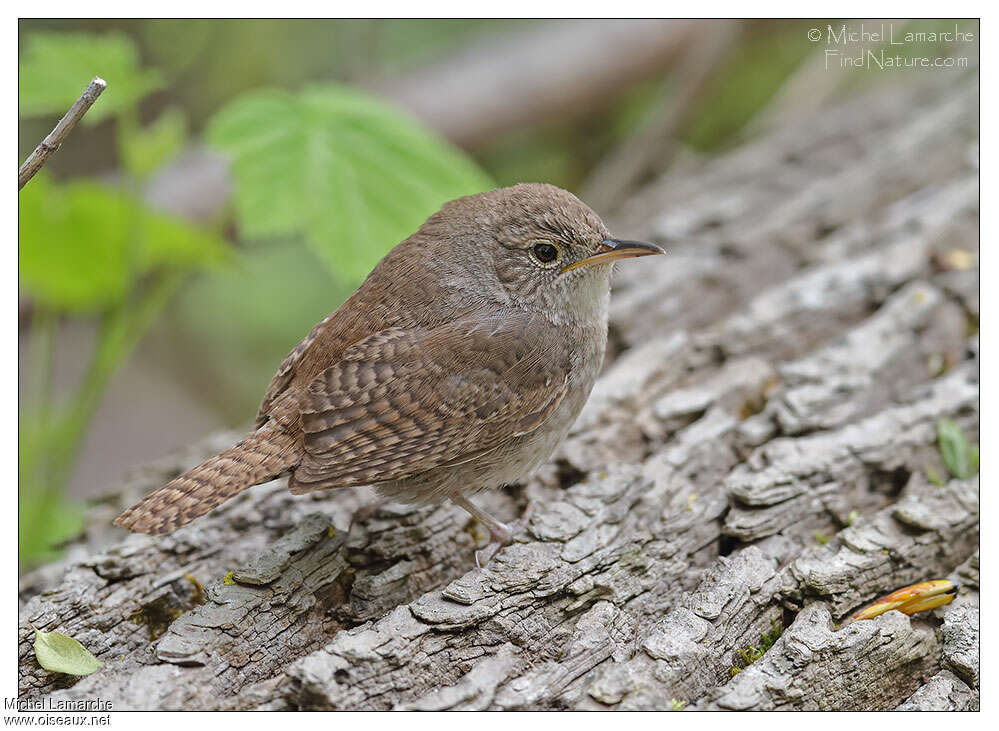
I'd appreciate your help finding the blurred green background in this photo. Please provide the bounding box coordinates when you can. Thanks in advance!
[18,19,978,567]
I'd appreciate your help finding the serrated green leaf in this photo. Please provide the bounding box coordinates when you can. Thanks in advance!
[205,84,493,283]
[19,32,164,124]
[121,107,188,179]
[33,629,104,676]
[937,419,974,479]
[19,175,228,313]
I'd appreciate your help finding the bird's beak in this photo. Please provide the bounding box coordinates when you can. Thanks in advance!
[561,238,667,273]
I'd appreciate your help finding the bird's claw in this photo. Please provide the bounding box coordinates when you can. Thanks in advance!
[473,499,536,568]
[475,543,501,568]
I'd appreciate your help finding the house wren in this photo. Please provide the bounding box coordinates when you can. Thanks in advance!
[115,183,665,561]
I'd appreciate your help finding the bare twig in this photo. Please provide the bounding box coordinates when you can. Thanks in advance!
[18,77,107,190]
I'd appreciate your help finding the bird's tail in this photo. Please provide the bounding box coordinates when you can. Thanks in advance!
[114,425,300,535]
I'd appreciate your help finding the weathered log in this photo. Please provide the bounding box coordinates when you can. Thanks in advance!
[18,69,979,711]
[896,670,978,712]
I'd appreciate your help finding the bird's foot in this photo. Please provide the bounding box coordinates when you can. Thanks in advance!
[474,543,501,568]
[453,495,535,568]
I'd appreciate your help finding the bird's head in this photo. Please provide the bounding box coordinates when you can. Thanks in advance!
[418,183,666,325]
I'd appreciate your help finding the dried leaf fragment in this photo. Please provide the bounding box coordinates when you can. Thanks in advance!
[852,579,956,621]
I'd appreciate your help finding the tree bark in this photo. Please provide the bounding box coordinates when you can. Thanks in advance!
[18,69,979,711]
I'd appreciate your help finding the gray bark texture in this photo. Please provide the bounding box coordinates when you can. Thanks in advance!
[18,70,979,711]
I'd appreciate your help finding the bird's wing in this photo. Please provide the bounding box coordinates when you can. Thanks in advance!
[288,311,569,492]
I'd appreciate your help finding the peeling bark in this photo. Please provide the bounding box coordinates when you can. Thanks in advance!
[19,71,979,711]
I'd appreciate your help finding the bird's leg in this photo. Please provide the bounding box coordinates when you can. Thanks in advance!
[452,494,535,567]
[453,495,515,543]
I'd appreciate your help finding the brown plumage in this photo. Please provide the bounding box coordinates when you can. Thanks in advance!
[114,183,665,553]
[114,424,298,535]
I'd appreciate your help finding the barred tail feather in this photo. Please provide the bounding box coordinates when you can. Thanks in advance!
[114,425,300,535]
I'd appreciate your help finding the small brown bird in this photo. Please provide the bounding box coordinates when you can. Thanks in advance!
[115,183,664,560]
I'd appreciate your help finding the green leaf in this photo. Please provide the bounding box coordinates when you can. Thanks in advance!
[937,419,976,480]
[19,175,228,313]
[33,629,104,676]
[205,84,493,283]
[19,175,131,311]
[121,107,188,179]
[136,202,230,273]
[19,32,164,124]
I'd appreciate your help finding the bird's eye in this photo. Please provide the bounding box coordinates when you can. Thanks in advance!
[531,241,560,265]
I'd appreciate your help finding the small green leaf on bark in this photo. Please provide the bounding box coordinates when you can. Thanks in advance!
[33,628,104,676]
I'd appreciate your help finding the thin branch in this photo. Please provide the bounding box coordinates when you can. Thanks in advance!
[18,77,107,190]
